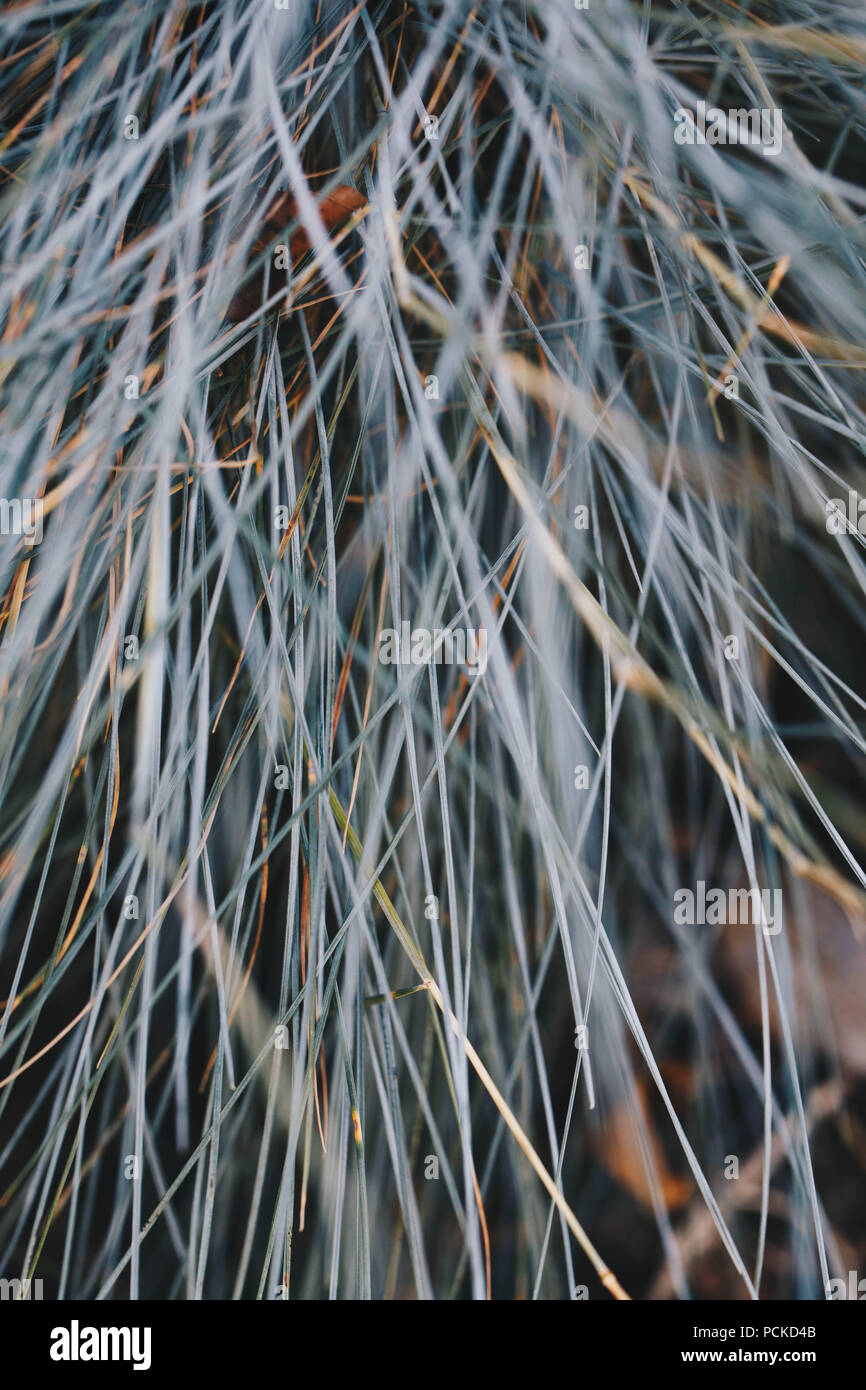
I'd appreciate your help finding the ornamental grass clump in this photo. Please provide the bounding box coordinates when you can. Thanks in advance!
[1,0,866,1300]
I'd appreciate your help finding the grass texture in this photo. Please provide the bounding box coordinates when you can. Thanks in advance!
[1,0,866,1300]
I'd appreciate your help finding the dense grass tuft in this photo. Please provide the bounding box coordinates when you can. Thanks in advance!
[2,0,866,1299]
